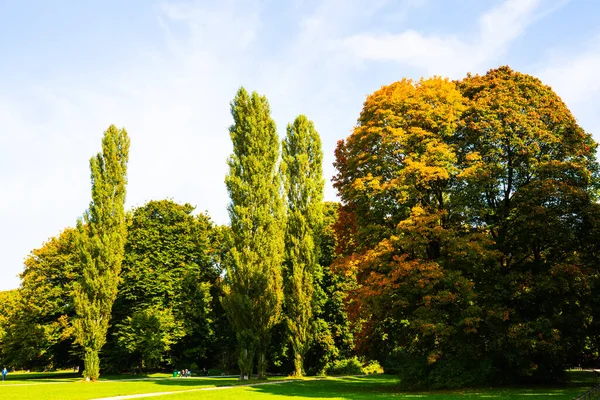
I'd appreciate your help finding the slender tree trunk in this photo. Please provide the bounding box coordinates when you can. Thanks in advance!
[256,350,267,380]
[83,349,100,381]
[293,353,303,377]
[238,343,254,380]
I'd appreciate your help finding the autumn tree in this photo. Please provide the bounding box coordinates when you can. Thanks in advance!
[333,68,599,387]
[222,87,285,380]
[74,125,130,380]
[281,115,324,376]
[1,228,79,370]
[0,289,21,367]
[456,66,600,380]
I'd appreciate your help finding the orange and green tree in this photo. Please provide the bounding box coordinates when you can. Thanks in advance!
[0,229,79,370]
[333,67,599,388]
[456,66,599,380]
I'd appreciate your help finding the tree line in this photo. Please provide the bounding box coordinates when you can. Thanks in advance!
[0,66,599,388]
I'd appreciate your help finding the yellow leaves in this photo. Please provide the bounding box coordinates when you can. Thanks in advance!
[352,173,383,192]
[427,351,442,364]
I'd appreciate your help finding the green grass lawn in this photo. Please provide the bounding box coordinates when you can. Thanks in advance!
[0,371,596,400]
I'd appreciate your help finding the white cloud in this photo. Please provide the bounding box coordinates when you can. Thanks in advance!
[537,36,600,143]
[341,0,558,77]
[0,0,264,290]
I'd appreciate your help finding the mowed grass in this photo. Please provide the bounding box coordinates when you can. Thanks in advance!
[0,371,596,400]
[0,373,241,400]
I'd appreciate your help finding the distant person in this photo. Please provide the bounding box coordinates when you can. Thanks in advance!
[2,367,7,381]
[202,367,207,376]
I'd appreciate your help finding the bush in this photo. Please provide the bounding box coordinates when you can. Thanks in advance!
[326,357,382,376]
[362,360,383,375]
[326,357,363,376]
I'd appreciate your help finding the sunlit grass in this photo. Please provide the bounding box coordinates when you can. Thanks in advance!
[0,371,596,400]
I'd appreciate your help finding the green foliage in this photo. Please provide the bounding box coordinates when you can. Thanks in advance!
[74,124,130,380]
[325,356,363,376]
[222,87,285,379]
[305,202,355,376]
[281,115,324,377]
[1,228,79,370]
[106,200,226,369]
[362,360,383,375]
[115,306,185,370]
[0,289,21,367]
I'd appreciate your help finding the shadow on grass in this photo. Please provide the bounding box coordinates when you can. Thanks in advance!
[142,376,242,388]
[3,372,80,381]
[246,375,402,399]
[241,373,597,400]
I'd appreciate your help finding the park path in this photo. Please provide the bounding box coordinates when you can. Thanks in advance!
[90,380,295,400]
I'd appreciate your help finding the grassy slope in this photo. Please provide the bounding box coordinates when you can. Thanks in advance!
[0,371,596,400]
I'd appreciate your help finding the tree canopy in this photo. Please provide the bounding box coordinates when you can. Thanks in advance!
[333,66,600,388]
[74,124,130,380]
[3,66,599,390]
[281,115,324,377]
[222,87,286,380]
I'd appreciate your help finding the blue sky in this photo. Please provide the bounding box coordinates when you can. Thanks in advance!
[1,0,599,291]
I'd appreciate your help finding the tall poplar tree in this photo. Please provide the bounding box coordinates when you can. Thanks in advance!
[222,88,285,380]
[281,115,324,376]
[74,124,130,380]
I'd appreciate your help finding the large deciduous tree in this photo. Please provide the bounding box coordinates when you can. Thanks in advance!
[281,115,324,377]
[456,66,599,381]
[333,67,599,388]
[1,228,79,370]
[108,200,222,371]
[222,87,285,380]
[74,125,130,380]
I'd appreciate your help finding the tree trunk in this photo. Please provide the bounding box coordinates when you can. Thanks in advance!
[256,350,267,380]
[238,344,254,380]
[83,349,100,381]
[293,353,303,377]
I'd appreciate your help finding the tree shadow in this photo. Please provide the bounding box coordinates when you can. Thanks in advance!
[150,376,241,388]
[245,374,596,399]
[246,375,403,400]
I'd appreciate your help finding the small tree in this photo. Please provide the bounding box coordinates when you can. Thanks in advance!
[115,306,184,371]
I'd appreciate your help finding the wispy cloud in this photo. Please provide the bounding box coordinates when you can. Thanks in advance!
[537,35,600,141]
[0,0,594,292]
[341,0,563,77]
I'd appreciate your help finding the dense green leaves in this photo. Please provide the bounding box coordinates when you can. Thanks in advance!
[281,115,324,377]
[0,228,79,370]
[222,87,285,379]
[115,306,184,370]
[108,200,223,371]
[74,124,130,380]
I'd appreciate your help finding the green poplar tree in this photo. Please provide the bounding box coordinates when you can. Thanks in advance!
[74,124,130,380]
[222,88,285,380]
[281,115,324,377]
